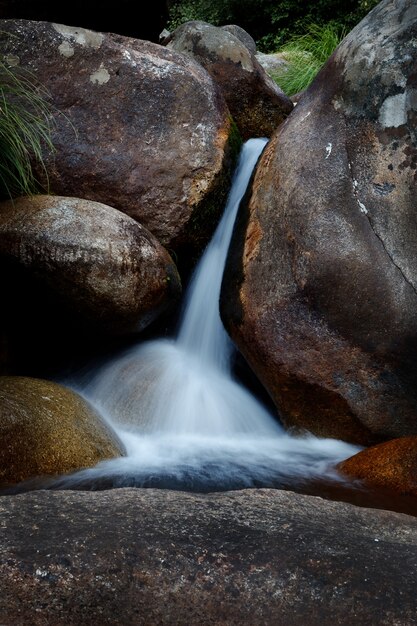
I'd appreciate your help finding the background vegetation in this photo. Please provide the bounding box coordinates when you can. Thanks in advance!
[167,0,380,52]
[271,22,345,96]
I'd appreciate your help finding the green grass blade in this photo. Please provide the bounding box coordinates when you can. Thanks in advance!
[269,22,346,97]
[0,58,56,199]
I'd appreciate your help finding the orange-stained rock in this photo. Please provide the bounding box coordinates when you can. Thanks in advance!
[338,436,417,496]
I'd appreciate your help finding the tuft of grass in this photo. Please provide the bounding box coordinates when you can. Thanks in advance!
[0,60,55,200]
[270,23,346,97]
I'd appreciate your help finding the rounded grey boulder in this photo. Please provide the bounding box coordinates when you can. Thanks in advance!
[0,195,181,334]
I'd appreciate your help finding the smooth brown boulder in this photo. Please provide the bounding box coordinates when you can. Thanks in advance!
[221,0,417,445]
[0,195,180,335]
[1,488,417,625]
[0,20,238,261]
[0,376,125,487]
[338,436,417,496]
[166,21,293,139]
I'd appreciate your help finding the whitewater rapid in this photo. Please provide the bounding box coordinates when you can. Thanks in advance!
[57,139,359,492]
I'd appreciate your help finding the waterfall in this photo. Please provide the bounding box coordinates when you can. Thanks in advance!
[177,139,266,371]
[55,139,359,492]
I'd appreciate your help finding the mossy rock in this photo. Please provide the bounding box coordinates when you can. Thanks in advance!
[0,376,125,487]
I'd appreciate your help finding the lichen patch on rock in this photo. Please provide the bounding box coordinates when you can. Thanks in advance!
[89,63,110,84]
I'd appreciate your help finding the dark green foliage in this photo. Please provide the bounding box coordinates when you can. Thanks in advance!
[256,0,380,51]
[167,0,380,52]
[167,0,231,29]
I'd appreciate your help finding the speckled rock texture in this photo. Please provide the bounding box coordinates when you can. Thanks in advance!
[255,51,289,76]
[166,21,293,140]
[0,376,125,487]
[0,195,180,335]
[339,436,417,496]
[221,0,417,446]
[1,488,417,625]
[0,20,237,261]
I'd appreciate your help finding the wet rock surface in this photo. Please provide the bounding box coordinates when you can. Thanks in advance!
[221,0,417,445]
[0,488,417,625]
[166,21,293,139]
[0,20,236,260]
[0,195,180,335]
[0,376,124,487]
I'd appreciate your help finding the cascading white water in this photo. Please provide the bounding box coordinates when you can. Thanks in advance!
[176,140,264,372]
[56,139,359,491]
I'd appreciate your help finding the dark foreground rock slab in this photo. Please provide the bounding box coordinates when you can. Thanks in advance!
[1,488,417,625]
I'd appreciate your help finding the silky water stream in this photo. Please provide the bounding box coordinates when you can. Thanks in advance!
[53,138,361,494]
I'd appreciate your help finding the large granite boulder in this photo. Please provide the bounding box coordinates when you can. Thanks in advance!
[0,20,238,263]
[0,376,125,487]
[0,195,180,335]
[339,436,417,496]
[1,488,417,624]
[166,21,293,139]
[221,0,417,445]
